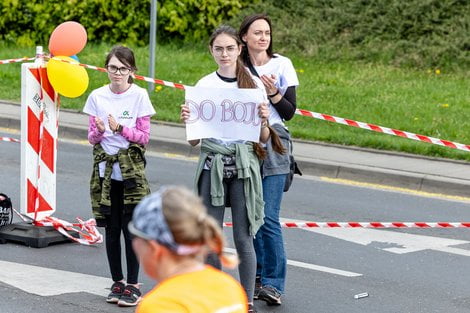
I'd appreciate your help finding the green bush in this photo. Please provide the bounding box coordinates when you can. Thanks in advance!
[0,0,255,47]
[158,0,257,42]
[230,0,470,69]
[0,0,150,47]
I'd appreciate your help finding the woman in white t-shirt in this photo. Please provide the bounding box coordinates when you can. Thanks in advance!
[180,25,270,313]
[83,45,155,307]
[239,14,300,307]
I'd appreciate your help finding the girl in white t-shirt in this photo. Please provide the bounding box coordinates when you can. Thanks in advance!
[180,25,270,313]
[83,45,155,307]
[239,14,300,307]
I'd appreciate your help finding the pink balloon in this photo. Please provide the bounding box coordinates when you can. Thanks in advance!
[48,21,87,56]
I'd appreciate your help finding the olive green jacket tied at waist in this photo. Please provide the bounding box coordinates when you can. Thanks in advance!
[90,143,150,224]
[194,140,265,236]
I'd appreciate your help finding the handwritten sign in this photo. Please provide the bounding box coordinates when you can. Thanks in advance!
[185,86,264,142]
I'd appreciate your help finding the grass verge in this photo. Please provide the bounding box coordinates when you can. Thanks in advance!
[1,42,469,161]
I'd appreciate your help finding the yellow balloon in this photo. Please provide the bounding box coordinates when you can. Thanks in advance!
[47,56,89,98]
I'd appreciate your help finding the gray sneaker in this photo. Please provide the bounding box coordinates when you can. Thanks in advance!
[258,286,282,305]
[106,281,125,303]
[117,285,142,307]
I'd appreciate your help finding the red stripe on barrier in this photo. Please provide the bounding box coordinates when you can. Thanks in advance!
[41,128,55,173]
[27,107,40,154]
[29,67,55,101]
[26,179,53,214]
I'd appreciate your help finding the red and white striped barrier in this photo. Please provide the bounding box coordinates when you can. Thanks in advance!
[0,57,35,65]
[20,62,58,221]
[223,221,470,228]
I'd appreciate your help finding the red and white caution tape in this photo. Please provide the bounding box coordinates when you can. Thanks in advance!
[64,58,468,152]
[11,207,102,245]
[295,109,470,152]
[5,56,470,152]
[0,57,35,65]
[223,221,470,228]
[0,136,20,143]
[34,216,103,245]
[50,57,187,90]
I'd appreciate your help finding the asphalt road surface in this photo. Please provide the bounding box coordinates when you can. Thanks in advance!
[2,131,470,313]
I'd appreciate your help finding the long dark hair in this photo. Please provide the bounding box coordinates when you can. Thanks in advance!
[238,14,274,67]
[209,25,257,89]
[238,15,286,156]
[209,25,266,159]
[105,45,137,84]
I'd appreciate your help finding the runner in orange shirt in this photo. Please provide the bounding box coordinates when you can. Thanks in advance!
[130,185,248,313]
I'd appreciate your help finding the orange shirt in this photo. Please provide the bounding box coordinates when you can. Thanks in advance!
[136,266,247,313]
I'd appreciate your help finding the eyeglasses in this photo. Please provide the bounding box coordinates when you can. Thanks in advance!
[212,46,238,56]
[106,65,131,75]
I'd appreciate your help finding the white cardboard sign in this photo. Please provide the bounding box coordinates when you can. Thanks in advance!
[184,87,264,142]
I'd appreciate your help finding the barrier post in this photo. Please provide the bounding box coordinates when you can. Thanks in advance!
[20,46,58,220]
[0,46,74,247]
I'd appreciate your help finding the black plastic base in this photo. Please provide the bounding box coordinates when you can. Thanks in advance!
[0,222,78,248]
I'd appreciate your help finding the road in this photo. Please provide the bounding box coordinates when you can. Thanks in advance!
[1,130,470,313]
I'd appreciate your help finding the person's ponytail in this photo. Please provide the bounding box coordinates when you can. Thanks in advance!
[200,215,239,269]
[267,126,287,154]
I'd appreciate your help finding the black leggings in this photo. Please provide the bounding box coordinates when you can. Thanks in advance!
[105,180,139,284]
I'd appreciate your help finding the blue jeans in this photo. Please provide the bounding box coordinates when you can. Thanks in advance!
[254,174,287,293]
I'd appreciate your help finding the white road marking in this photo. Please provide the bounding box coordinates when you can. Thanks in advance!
[286,260,361,277]
[282,218,470,256]
[0,260,110,296]
[224,248,362,277]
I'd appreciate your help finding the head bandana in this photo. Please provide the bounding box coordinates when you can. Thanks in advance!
[129,186,201,255]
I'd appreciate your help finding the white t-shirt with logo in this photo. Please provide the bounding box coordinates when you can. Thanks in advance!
[83,84,155,180]
[195,71,267,146]
[254,54,299,126]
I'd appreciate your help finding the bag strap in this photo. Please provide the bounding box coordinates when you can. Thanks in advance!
[247,59,260,78]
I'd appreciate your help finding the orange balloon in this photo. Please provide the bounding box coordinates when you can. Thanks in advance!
[48,21,87,56]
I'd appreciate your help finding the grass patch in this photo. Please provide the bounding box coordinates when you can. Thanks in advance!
[1,43,469,161]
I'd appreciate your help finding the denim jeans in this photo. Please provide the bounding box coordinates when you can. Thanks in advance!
[254,174,287,293]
